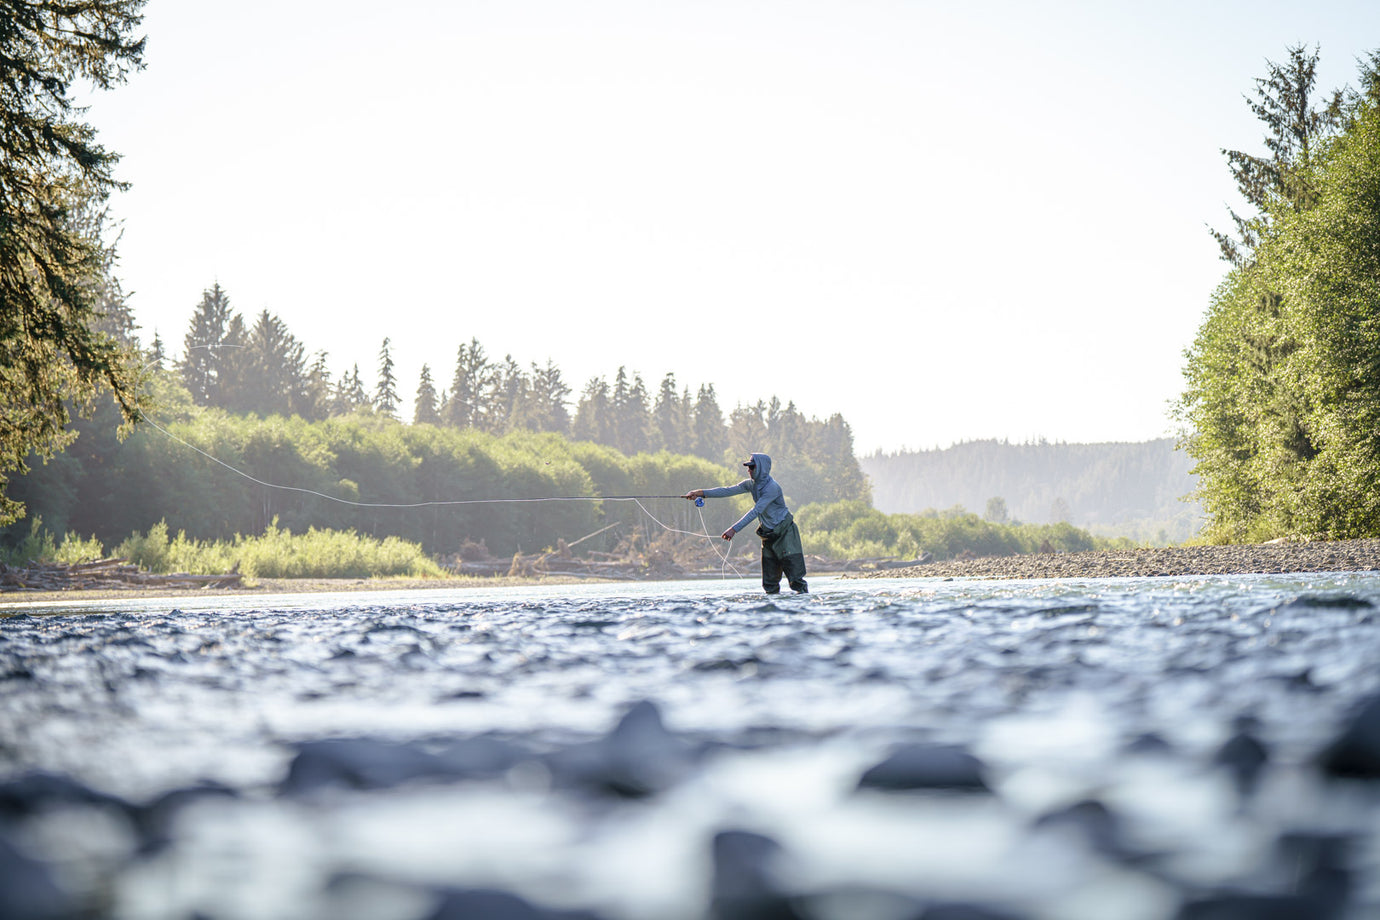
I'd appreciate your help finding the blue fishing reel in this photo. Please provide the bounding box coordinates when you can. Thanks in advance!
[695,497,704,507]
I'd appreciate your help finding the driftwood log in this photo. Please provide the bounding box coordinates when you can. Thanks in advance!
[0,559,243,592]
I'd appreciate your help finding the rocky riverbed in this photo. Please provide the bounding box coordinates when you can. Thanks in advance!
[856,538,1380,581]
[4,574,1380,919]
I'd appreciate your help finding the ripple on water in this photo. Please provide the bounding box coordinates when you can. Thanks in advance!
[3,574,1380,919]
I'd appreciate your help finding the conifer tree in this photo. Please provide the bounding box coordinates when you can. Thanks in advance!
[444,338,493,429]
[179,283,235,405]
[527,360,571,434]
[0,0,147,524]
[610,366,651,454]
[236,309,306,416]
[654,372,690,453]
[299,351,333,421]
[692,383,727,461]
[375,338,399,418]
[1211,44,1342,265]
[333,364,369,414]
[573,376,613,444]
[216,312,251,410]
[489,355,529,432]
[679,386,694,450]
[414,364,441,426]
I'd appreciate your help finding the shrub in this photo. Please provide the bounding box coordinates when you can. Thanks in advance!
[113,518,444,579]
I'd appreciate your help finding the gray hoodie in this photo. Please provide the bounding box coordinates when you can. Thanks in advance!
[701,452,791,535]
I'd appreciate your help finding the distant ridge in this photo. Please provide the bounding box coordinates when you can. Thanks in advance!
[860,438,1203,543]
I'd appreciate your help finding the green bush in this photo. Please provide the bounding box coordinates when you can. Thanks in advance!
[797,501,1128,561]
[0,519,106,566]
[113,518,445,579]
[115,520,237,575]
[229,520,444,578]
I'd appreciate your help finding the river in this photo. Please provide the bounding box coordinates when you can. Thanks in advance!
[2,573,1379,919]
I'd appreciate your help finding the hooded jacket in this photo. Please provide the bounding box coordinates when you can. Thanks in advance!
[701,452,791,535]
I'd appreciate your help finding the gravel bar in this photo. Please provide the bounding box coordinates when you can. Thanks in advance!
[850,538,1380,580]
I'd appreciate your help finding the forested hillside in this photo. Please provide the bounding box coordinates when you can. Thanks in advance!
[861,439,1203,543]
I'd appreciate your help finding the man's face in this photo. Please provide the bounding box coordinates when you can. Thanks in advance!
[745,462,756,478]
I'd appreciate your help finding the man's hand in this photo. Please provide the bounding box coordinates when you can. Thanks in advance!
[683,490,704,500]
[721,526,736,540]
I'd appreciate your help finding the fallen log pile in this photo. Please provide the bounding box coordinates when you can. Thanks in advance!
[0,558,243,592]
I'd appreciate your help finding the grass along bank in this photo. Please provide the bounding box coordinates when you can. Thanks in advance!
[3,504,1136,584]
[2,518,445,580]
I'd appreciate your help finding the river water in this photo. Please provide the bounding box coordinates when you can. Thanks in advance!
[2,573,1380,919]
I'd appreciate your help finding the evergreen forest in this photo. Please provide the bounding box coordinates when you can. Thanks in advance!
[1177,45,1380,541]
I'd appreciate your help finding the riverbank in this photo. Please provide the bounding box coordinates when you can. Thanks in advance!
[0,574,584,606]
[5,539,1380,606]
[851,537,1380,580]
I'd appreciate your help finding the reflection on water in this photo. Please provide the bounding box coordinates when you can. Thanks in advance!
[2,573,1380,919]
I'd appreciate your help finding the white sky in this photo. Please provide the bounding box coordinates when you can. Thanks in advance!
[82,0,1380,454]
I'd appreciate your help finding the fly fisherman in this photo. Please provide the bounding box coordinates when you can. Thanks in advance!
[683,452,808,594]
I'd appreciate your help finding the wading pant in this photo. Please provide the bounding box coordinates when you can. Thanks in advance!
[757,515,808,594]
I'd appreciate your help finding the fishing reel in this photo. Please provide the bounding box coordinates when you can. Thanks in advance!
[695,497,704,507]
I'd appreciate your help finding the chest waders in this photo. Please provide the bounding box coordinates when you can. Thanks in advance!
[755,512,808,594]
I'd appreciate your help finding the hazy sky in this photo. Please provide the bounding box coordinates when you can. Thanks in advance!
[83,0,1380,454]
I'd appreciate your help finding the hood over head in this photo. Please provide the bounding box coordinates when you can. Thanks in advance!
[744,452,771,482]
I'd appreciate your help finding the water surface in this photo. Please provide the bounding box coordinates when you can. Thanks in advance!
[2,573,1379,919]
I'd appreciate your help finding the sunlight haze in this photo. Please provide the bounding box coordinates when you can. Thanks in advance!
[83,0,1380,453]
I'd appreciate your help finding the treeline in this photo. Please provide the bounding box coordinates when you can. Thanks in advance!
[169,283,865,491]
[3,374,864,559]
[0,277,876,557]
[797,501,1126,561]
[7,375,1133,569]
[860,439,1202,544]
[1178,46,1380,541]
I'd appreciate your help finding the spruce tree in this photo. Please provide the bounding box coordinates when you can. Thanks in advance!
[654,372,689,453]
[375,337,399,418]
[414,363,441,425]
[299,351,333,421]
[238,309,306,416]
[444,338,493,429]
[692,384,727,461]
[179,283,234,405]
[528,360,571,434]
[333,364,369,414]
[490,355,528,432]
[610,366,651,454]
[0,0,147,524]
[216,313,250,411]
[573,376,613,444]
[1211,44,1342,265]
